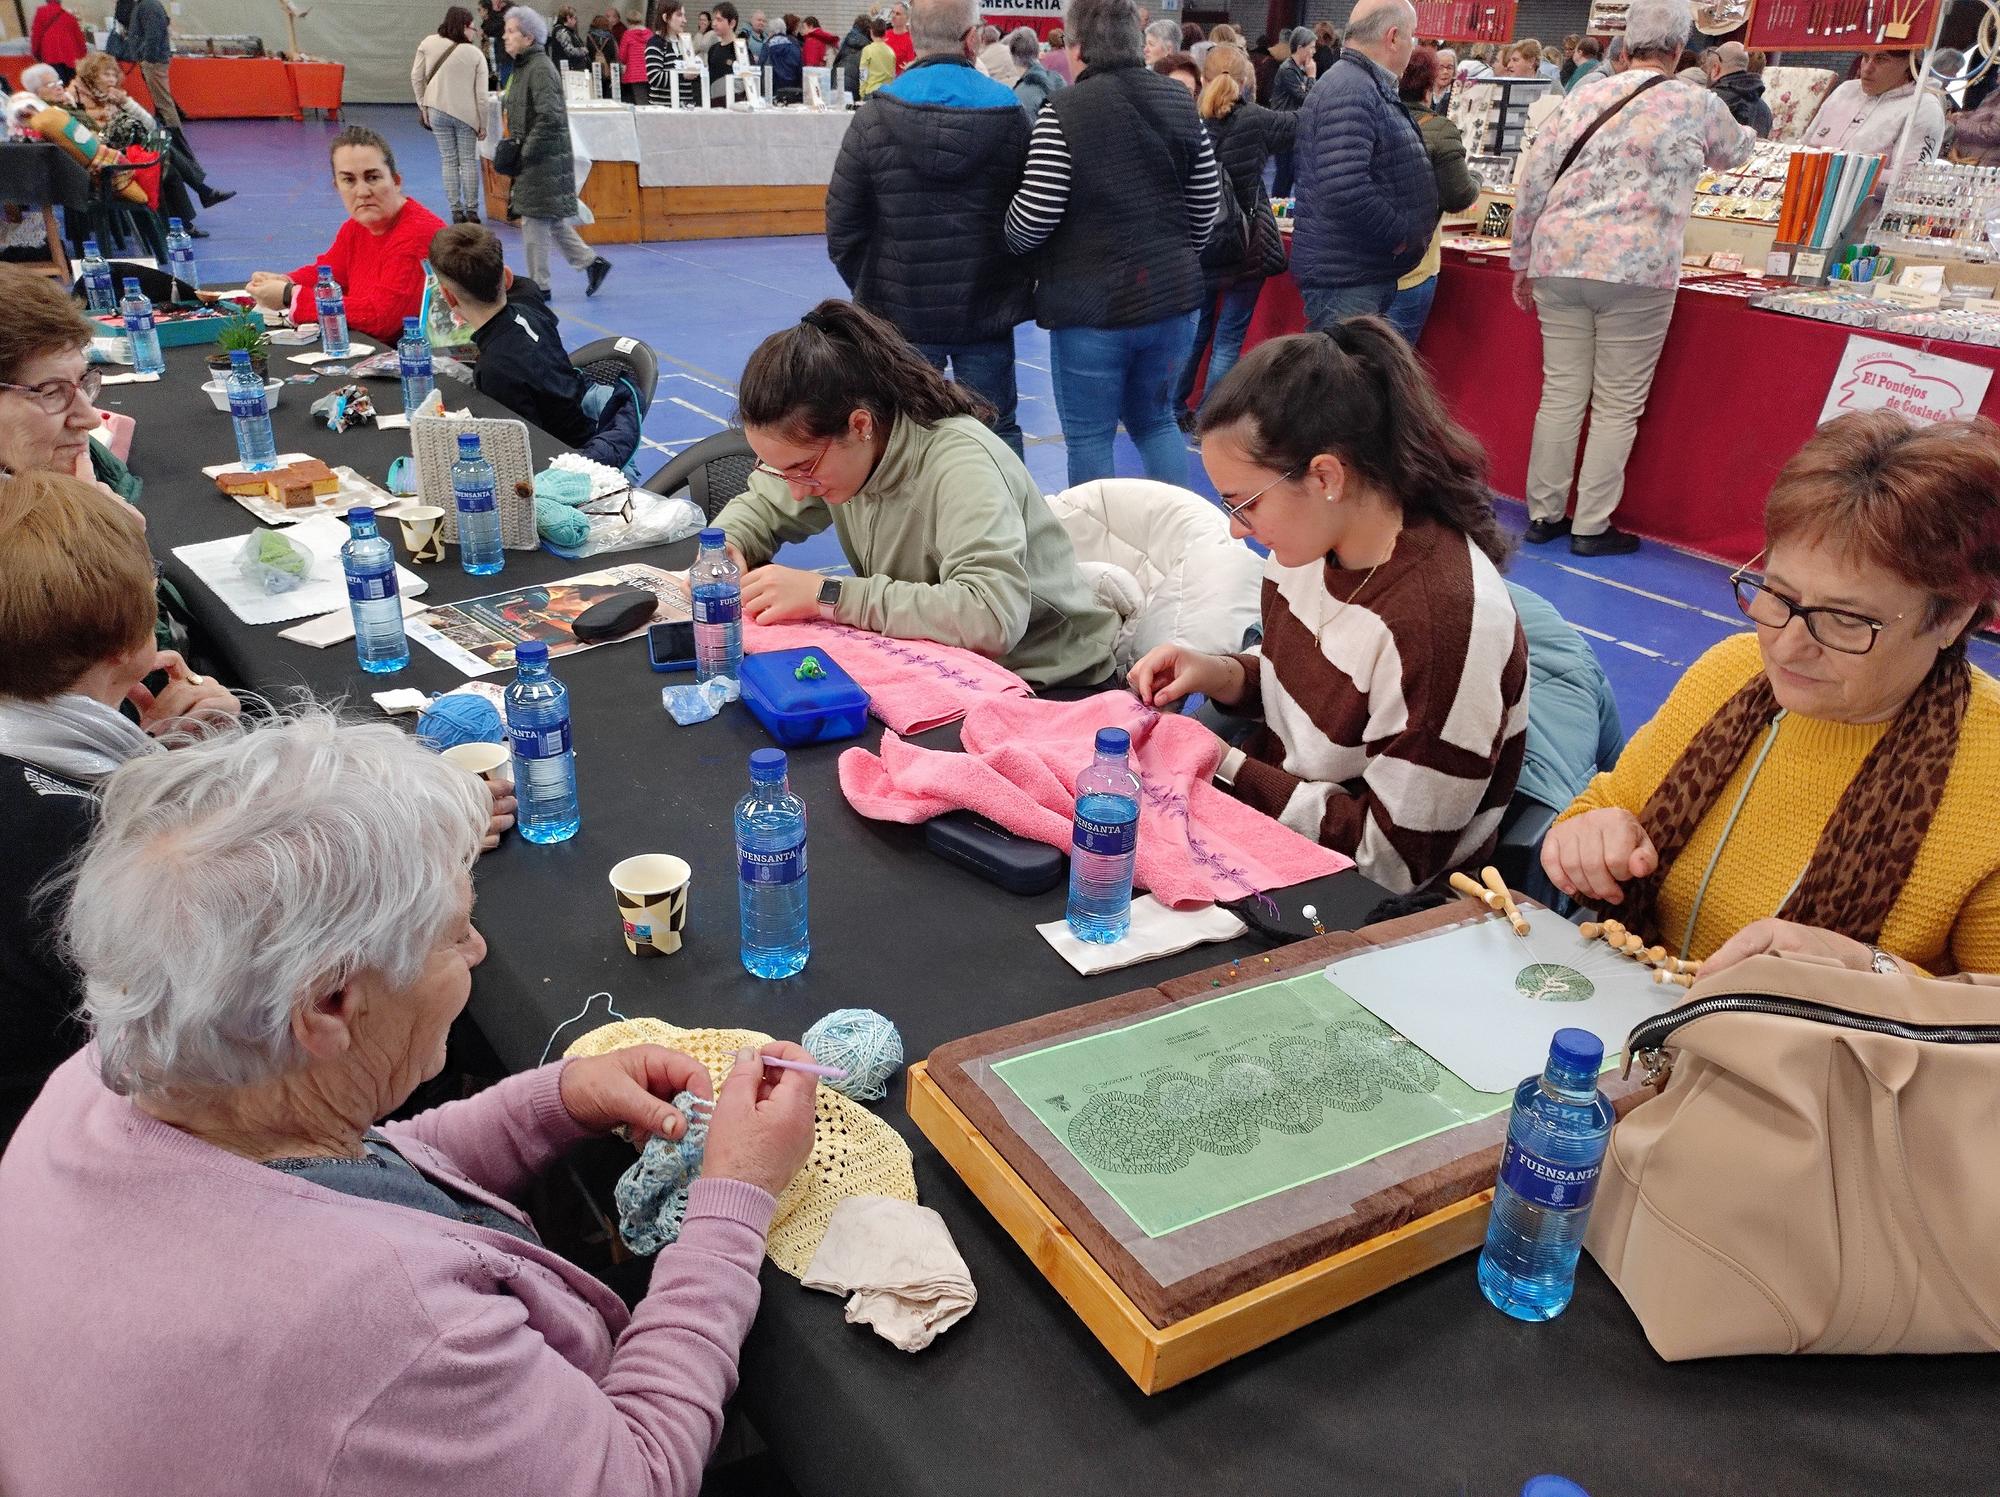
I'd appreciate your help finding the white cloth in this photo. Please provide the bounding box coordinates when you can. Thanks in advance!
[801,1196,976,1352]
[0,694,159,781]
[1036,894,1247,976]
[627,105,852,186]
[1803,79,1946,174]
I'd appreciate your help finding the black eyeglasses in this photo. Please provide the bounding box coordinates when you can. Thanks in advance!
[0,367,103,415]
[1220,467,1300,524]
[1730,570,1901,656]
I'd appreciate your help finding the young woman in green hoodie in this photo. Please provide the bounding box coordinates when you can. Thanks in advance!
[713,299,1120,688]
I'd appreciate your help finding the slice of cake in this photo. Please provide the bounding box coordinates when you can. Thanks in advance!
[214,469,269,497]
[287,458,340,497]
[266,472,319,509]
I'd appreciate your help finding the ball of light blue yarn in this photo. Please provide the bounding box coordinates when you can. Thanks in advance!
[416,692,504,750]
[803,1008,903,1102]
[535,494,592,548]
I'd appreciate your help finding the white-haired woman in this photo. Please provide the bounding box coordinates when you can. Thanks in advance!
[1509,0,1752,558]
[0,709,820,1496]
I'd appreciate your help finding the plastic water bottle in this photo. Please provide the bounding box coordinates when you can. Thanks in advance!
[120,279,165,375]
[315,267,351,357]
[80,239,117,313]
[341,507,408,674]
[226,349,277,469]
[1066,727,1141,943]
[398,315,434,415]
[1478,1027,1617,1322]
[736,748,809,978]
[165,217,198,290]
[452,432,505,576]
[505,640,581,843]
[691,528,743,685]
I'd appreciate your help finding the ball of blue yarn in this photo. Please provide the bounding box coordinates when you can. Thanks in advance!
[416,692,504,750]
[803,1008,903,1102]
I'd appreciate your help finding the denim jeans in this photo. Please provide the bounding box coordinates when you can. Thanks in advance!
[1301,280,1398,331]
[1384,274,1438,346]
[1174,278,1265,413]
[913,336,1024,458]
[431,111,482,217]
[1049,311,1199,489]
[1272,149,1296,200]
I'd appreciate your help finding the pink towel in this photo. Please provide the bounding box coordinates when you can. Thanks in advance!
[743,618,1032,735]
[838,691,1352,908]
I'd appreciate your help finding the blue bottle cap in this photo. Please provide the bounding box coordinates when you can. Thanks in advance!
[749,747,788,781]
[1551,1027,1604,1076]
[121,277,141,294]
[229,349,251,368]
[1094,727,1130,756]
[405,316,423,333]
[317,265,333,278]
[516,640,550,666]
[347,505,375,525]
[699,527,725,547]
[1522,1478,1592,1497]
[83,238,99,254]
[457,433,482,457]
[168,217,184,231]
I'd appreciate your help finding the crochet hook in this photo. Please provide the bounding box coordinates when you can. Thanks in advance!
[760,1056,849,1081]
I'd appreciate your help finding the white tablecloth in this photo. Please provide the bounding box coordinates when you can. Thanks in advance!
[628,106,853,188]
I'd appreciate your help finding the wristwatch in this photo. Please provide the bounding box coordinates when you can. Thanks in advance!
[1867,945,1900,976]
[817,577,843,620]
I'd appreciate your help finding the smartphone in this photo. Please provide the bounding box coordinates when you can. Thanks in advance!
[647,620,697,673]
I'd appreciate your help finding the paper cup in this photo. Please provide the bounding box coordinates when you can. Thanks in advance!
[609,854,692,957]
[440,741,511,782]
[397,503,447,564]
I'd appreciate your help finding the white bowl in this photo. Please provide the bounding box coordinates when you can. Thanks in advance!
[200,377,284,413]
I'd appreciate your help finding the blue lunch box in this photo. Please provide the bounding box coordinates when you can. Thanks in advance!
[738,647,871,746]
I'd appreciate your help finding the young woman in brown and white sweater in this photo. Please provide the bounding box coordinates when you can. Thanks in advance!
[1129,317,1528,893]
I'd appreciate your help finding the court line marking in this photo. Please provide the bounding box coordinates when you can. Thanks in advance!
[1543,560,1743,628]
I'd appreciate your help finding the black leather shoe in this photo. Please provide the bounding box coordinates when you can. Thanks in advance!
[188,224,210,238]
[1571,526,1641,557]
[196,186,235,208]
[585,257,612,297]
[1523,517,1571,545]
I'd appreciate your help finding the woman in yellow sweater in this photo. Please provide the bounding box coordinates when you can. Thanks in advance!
[1541,411,2000,976]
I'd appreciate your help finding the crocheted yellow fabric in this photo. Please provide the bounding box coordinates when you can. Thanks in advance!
[565,1017,918,1278]
[1559,632,2000,972]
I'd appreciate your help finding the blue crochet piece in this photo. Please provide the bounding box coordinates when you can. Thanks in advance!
[613,1091,711,1255]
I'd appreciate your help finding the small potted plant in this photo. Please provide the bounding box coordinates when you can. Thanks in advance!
[206,308,271,382]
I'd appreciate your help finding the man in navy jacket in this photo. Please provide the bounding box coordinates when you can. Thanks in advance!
[1289,0,1436,329]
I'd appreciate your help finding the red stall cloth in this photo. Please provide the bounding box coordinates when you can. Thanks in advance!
[286,61,345,114]
[119,57,303,120]
[1221,252,2000,563]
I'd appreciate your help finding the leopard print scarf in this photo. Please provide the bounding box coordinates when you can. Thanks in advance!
[1618,649,1970,948]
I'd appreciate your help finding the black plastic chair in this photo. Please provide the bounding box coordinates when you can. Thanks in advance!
[642,428,756,521]
[571,335,659,416]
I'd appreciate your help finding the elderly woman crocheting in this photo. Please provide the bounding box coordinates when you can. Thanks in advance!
[1541,410,2000,979]
[0,710,819,1497]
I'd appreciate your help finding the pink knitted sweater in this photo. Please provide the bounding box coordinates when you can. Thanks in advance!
[0,1053,775,1496]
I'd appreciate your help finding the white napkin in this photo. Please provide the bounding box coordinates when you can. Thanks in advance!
[1037,895,1247,975]
[801,1196,976,1353]
[276,593,427,648]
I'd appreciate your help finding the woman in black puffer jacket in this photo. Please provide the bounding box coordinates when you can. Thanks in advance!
[1173,43,1294,427]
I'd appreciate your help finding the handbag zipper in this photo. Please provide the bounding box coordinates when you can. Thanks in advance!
[1625,994,2000,1085]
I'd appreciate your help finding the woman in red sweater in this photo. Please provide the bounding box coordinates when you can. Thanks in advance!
[30,0,87,81]
[245,127,446,347]
[618,5,654,103]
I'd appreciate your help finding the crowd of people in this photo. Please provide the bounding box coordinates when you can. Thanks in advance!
[6,0,2000,1488]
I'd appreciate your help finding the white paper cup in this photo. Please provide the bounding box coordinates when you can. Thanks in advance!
[609,853,693,956]
[440,741,511,781]
[397,503,448,564]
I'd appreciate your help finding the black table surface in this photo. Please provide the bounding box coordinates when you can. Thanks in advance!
[109,348,2000,1497]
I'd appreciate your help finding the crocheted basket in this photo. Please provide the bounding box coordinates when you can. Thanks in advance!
[566,1017,918,1278]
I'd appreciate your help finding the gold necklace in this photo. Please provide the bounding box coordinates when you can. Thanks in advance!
[1337,533,1396,610]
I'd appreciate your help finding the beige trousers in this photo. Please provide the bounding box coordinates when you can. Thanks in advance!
[138,61,182,130]
[1525,277,1678,536]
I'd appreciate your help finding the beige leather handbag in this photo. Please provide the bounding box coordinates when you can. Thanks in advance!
[1584,951,2000,1360]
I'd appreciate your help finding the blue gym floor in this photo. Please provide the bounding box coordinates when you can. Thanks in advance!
[173,104,2000,731]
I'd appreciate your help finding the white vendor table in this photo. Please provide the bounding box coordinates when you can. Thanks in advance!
[481,98,853,242]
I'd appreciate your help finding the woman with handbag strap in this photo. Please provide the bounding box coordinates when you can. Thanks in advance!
[1171,43,1294,429]
[500,5,614,297]
[1543,411,2000,978]
[1509,0,1754,557]
[412,7,491,226]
